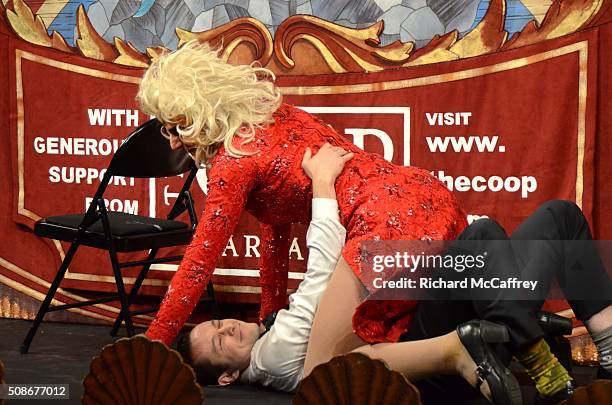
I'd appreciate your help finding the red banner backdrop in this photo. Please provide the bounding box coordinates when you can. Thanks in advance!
[1,17,610,325]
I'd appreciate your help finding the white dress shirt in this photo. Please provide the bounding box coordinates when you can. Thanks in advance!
[241,198,346,392]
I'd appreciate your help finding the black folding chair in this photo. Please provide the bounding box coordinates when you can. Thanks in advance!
[21,119,217,353]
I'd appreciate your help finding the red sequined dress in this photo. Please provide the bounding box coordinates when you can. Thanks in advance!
[145,104,467,345]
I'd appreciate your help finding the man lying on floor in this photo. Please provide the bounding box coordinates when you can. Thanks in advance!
[174,144,527,404]
[174,144,612,405]
[177,195,345,391]
[175,143,358,392]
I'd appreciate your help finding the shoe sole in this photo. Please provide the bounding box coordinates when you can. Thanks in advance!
[489,351,523,405]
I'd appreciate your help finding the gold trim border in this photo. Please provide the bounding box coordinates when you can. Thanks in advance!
[0,256,150,325]
[10,42,588,291]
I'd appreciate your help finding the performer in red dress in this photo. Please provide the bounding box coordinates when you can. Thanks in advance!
[138,41,467,346]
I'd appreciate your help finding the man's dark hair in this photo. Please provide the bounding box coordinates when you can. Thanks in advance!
[174,332,226,386]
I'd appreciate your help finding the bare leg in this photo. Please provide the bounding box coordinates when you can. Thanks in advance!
[353,333,460,379]
[304,258,368,375]
[352,334,492,400]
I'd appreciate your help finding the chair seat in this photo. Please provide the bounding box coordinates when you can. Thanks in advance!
[35,212,194,252]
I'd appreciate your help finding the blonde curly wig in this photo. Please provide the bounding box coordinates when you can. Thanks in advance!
[137,40,282,165]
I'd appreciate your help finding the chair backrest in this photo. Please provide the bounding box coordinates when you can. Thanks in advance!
[108,119,196,178]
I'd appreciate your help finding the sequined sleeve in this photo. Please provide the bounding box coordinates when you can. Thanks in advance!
[145,154,259,344]
[258,223,292,320]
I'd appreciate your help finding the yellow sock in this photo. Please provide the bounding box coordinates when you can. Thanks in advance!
[516,338,573,397]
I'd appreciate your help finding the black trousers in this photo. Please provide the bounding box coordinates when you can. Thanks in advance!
[401,200,612,402]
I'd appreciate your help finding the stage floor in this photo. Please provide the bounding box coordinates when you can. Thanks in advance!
[0,318,599,405]
[0,319,292,405]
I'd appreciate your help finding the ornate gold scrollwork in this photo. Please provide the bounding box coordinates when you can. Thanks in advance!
[505,0,604,49]
[6,0,52,47]
[114,38,150,68]
[274,16,413,73]
[449,0,508,58]
[405,31,460,67]
[406,0,507,66]
[176,18,273,66]
[50,31,72,53]
[75,4,118,62]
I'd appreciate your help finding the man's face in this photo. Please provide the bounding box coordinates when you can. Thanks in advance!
[189,319,261,372]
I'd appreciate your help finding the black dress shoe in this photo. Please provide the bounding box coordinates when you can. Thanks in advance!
[536,380,575,405]
[457,320,523,405]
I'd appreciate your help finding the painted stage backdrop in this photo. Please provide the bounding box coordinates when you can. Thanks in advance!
[0,0,611,364]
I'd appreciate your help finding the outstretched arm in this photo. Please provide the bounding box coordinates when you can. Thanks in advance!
[146,155,259,345]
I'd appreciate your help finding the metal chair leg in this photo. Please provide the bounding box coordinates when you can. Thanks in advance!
[107,248,135,336]
[110,248,159,336]
[97,201,135,336]
[20,241,80,354]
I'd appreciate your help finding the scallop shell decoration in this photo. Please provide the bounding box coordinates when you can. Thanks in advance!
[82,335,203,405]
[293,352,422,405]
[559,380,612,405]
